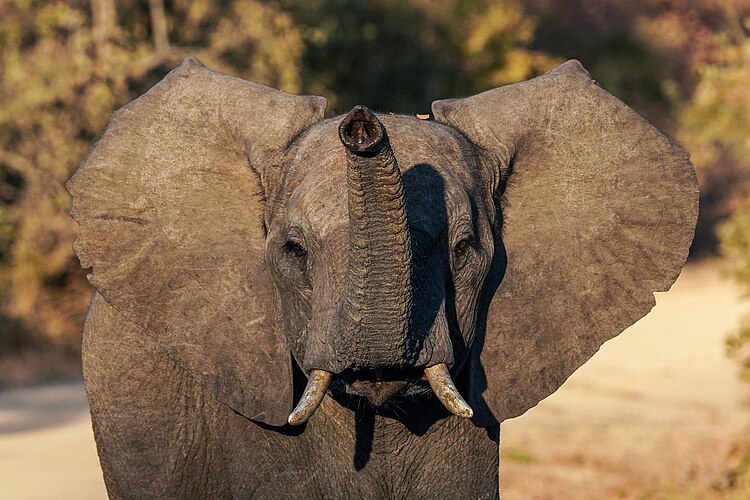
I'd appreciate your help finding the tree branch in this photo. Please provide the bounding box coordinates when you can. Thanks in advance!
[0,148,65,198]
[90,0,117,61]
[148,0,170,53]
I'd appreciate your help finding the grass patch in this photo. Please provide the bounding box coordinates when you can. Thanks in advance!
[505,447,537,464]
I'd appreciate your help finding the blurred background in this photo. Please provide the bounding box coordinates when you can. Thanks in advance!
[1,0,750,498]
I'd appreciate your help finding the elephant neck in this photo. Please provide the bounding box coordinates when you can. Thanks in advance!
[302,395,500,498]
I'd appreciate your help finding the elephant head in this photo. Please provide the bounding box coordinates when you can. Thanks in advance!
[68,58,698,427]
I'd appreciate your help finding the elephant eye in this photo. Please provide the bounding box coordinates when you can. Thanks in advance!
[284,240,307,259]
[454,238,471,257]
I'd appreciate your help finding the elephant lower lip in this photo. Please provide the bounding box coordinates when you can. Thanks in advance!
[335,367,428,406]
[347,379,409,406]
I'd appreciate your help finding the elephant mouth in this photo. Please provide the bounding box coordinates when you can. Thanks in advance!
[338,367,428,406]
[287,364,473,425]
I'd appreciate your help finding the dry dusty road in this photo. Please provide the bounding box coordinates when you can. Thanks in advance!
[0,261,748,499]
[0,381,106,499]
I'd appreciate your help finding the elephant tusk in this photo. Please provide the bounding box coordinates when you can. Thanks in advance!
[424,363,473,419]
[287,369,334,426]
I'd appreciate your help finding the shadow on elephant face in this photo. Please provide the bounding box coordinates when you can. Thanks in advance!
[68,58,698,431]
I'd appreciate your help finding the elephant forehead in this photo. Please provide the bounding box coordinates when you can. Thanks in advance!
[293,114,475,174]
[380,115,476,176]
[287,116,475,241]
[286,131,349,239]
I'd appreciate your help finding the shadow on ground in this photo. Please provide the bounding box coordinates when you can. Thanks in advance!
[0,377,89,435]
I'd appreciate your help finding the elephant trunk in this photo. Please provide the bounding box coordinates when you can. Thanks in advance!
[339,106,413,369]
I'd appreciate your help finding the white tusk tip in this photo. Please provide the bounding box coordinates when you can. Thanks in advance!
[424,363,474,419]
[286,369,333,426]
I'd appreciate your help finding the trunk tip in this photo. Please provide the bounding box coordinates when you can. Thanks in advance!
[339,105,385,154]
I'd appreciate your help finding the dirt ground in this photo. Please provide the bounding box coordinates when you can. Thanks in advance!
[0,381,106,499]
[1,260,748,499]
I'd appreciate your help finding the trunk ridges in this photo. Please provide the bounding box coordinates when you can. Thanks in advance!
[344,128,413,368]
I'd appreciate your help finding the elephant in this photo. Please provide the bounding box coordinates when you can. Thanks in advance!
[68,57,698,499]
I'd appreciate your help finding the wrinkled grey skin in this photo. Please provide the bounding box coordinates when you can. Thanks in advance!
[84,294,499,499]
[69,58,698,499]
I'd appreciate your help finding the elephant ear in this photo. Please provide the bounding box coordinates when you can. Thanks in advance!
[433,60,698,425]
[68,58,326,426]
